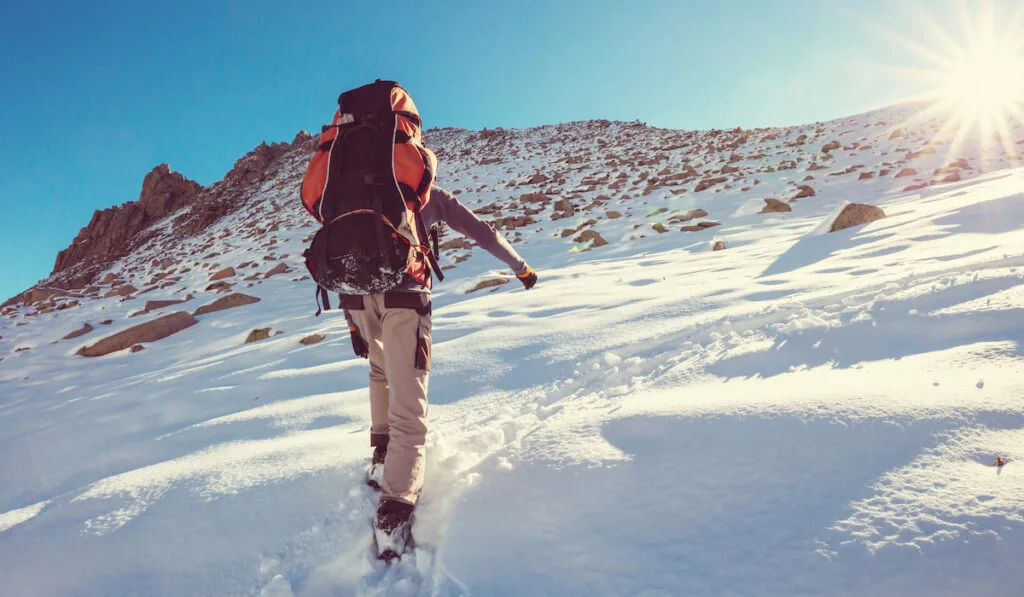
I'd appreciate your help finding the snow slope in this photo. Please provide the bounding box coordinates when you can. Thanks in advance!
[1,103,1024,596]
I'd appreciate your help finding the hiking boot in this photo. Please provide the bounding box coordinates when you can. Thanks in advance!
[374,499,415,562]
[366,445,386,490]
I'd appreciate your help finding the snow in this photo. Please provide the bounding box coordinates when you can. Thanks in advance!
[2,103,1024,596]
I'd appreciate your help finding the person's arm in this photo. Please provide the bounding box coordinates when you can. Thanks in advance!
[430,187,533,276]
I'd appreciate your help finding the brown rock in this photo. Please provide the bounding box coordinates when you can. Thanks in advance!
[144,297,191,312]
[652,223,669,233]
[858,172,874,180]
[245,328,272,344]
[300,333,326,346]
[131,296,194,317]
[713,241,727,251]
[829,203,886,233]
[76,311,198,357]
[821,141,841,153]
[205,281,233,293]
[760,199,792,213]
[574,229,608,247]
[440,238,472,251]
[606,211,622,219]
[193,293,261,316]
[520,193,550,204]
[63,323,94,340]
[263,263,291,278]
[527,173,549,185]
[694,176,728,192]
[793,185,816,199]
[937,172,961,183]
[466,278,509,294]
[103,285,137,298]
[895,168,917,178]
[210,267,235,281]
[888,128,903,140]
[681,221,721,232]
[130,344,145,353]
[53,165,202,277]
[99,319,113,325]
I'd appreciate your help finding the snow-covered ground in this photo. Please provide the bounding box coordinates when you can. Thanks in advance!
[2,104,1024,596]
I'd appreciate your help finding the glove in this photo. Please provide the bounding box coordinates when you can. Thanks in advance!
[517,267,538,290]
[350,325,369,358]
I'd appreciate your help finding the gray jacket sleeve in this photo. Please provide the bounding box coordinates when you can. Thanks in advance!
[429,187,531,275]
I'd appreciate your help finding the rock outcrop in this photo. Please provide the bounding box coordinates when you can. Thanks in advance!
[52,165,202,282]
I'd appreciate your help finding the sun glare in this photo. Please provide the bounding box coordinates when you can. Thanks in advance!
[867,0,1024,165]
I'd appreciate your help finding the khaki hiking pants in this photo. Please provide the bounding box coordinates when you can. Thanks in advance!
[344,292,432,506]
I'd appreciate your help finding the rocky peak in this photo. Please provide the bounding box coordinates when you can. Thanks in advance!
[223,141,291,187]
[51,165,203,284]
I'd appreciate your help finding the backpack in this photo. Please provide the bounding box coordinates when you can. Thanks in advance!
[300,80,443,311]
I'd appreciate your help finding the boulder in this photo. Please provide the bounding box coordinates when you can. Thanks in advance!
[760,199,792,213]
[63,323,94,340]
[245,328,272,344]
[574,230,608,247]
[263,263,291,278]
[895,168,917,178]
[300,333,326,346]
[681,222,721,232]
[694,176,728,192]
[821,140,841,153]
[829,203,886,233]
[131,296,193,317]
[466,278,509,294]
[193,293,261,316]
[793,185,816,199]
[210,267,235,281]
[103,285,137,298]
[440,238,472,251]
[76,311,198,357]
[713,241,727,251]
[606,211,622,219]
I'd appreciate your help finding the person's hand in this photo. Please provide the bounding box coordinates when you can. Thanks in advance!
[517,268,538,290]
[350,326,369,358]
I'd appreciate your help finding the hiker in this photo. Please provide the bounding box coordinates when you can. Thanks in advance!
[299,80,536,560]
[347,185,536,558]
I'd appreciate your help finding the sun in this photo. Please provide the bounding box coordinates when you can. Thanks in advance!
[944,41,1024,126]
[867,0,1024,165]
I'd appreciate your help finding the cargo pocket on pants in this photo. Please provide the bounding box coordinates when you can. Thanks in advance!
[415,328,431,371]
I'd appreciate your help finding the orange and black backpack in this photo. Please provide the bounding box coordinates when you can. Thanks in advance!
[300,80,443,310]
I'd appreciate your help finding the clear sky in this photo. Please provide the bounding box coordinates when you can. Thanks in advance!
[0,0,1009,301]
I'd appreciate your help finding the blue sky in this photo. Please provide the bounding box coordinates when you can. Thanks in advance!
[0,0,999,301]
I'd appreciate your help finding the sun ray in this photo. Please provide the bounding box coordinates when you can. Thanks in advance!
[865,0,1024,171]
